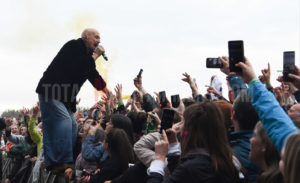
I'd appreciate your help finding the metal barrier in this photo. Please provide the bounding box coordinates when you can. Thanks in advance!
[1,157,75,183]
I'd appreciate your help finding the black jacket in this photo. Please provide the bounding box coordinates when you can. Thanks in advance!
[147,150,232,183]
[36,38,106,112]
[89,156,128,183]
[111,161,148,183]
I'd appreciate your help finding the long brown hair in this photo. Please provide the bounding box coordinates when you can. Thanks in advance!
[255,122,282,183]
[283,133,300,183]
[105,128,135,170]
[181,102,239,182]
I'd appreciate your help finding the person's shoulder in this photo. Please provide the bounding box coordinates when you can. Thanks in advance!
[64,38,82,47]
[181,152,212,168]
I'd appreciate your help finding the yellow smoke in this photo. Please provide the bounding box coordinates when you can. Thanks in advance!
[94,57,112,101]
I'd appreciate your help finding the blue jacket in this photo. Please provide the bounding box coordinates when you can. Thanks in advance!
[82,134,108,162]
[247,81,297,152]
[229,130,259,183]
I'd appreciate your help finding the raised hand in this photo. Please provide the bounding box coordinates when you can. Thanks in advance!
[22,108,31,118]
[147,112,161,125]
[288,65,300,89]
[205,85,221,98]
[261,63,271,84]
[114,83,123,103]
[182,72,199,97]
[32,104,40,118]
[220,56,230,75]
[134,76,143,90]
[155,130,169,162]
[234,57,257,84]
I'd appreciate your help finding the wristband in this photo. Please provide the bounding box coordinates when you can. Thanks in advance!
[248,78,260,87]
[266,82,272,86]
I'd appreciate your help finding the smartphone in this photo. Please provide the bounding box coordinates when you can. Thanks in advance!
[206,58,223,68]
[160,109,175,132]
[159,91,167,108]
[171,95,180,108]
[93,109,100,121]
[137,69,143,78]
[195,94,205,102]
[205,93,211,100]
[283,51,296,82]
[229,40,244,72]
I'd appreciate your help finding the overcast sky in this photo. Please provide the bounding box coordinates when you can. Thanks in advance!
[0,0,299,115]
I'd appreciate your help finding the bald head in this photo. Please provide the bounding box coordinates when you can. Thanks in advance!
[288,104,300,121]
[81,28,100,53]
[81,28,99,39]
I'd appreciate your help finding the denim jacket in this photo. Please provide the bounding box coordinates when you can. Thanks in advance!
[82,134,108,162]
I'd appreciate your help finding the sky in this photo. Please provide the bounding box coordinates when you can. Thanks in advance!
[0,0,299,115]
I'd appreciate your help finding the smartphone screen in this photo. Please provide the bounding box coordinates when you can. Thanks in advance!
[160,109,175,132]
[229,40,244,72]
[159,91,167,108]
[283,51,295,82]
[171,95,180,108]
[206,58,223,68]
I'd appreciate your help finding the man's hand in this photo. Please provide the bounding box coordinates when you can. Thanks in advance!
[288,65,300,89]
[234,57,257,84]
[92,45,105,60]
[102,87,109,95]
[220,56,230,75]
[134,77,143,91]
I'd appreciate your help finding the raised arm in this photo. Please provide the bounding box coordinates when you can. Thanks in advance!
[235,57,297,152]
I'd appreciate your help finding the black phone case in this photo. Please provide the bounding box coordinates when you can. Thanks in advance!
[160,109,175,132]
[171,95,180,108]
[229,40,244,72]
[159,91,167,108]
[283,51,296,82]
[206,58,223,68]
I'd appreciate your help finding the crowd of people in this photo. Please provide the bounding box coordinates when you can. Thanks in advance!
[0,28,299,183]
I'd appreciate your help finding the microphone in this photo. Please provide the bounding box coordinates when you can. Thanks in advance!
[102,52,108,61]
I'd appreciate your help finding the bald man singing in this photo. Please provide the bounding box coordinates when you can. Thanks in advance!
[36,28,108,173]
